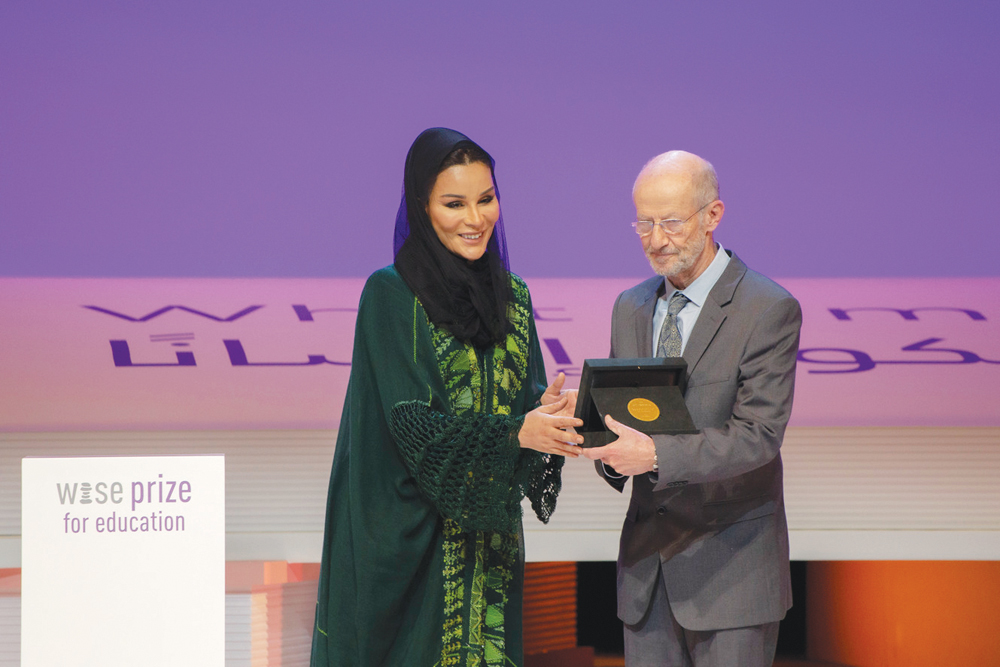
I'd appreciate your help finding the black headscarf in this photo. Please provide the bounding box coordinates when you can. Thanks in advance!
[393,128,512,349]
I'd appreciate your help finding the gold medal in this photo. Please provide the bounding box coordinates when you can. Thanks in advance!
[627,398,660,422]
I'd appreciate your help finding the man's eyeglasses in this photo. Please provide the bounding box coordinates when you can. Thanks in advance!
[631,200,714,236]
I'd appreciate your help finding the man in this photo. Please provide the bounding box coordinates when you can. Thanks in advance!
[582,151,801,666]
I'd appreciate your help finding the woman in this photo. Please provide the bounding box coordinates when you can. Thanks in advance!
[311,127,583,666]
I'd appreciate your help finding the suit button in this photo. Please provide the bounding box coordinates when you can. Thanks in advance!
[656,507,666,515]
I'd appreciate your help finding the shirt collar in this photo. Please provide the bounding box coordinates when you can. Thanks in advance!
[664,243,730,307]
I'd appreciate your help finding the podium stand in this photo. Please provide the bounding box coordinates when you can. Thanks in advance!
[21,455,225,667]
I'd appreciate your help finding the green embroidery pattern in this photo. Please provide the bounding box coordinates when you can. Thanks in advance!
[432,321,482,416]
[440,519,466,665]
[494,278,531,417]
[431,277,531,667]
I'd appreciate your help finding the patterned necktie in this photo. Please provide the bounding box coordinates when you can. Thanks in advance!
[656,292,690,358]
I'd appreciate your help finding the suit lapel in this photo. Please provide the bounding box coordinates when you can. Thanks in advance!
[682,252,747,377]
[634,278,664,357]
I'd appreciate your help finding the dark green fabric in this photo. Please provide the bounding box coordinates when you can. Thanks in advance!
[389,401,526,533]
[311,266,561,667]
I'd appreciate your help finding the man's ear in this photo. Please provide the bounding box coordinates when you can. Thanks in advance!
[704,199,725,232]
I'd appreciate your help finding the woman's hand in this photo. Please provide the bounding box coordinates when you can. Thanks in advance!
[540,372,579,418]
[518,395,585,458]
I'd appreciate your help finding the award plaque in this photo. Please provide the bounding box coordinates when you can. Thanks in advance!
[574,358,698,448]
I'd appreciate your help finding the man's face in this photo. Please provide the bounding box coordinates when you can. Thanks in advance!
[633,171,718,289]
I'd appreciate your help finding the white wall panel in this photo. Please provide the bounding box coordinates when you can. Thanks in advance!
[3,426,999,565]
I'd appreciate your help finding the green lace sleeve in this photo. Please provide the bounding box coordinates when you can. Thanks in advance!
[389,400,562,533]
[517,446,563,525]
[515,285,564,525]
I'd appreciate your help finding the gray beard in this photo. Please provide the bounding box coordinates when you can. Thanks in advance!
[647,233,707,279]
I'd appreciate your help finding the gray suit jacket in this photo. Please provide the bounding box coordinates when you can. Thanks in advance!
[602,251,800,631]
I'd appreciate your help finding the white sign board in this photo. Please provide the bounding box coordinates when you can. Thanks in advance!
[21,455,225,666]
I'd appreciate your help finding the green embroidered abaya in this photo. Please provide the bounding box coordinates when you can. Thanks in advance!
[311,266,562,667]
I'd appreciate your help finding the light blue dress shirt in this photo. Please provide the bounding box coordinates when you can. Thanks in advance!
[651,244,731,356]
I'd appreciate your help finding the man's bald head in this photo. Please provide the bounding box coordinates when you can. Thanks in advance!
[633,150,719,208]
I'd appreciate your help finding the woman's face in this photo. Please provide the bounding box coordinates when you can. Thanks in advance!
[425,161,499,262]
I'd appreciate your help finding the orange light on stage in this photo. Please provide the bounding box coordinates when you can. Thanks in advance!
[808,561,1000,666]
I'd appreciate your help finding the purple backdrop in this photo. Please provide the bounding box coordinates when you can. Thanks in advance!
[2,1,998,278]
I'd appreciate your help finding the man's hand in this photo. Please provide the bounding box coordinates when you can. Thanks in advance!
[580,415,657,475]
[540,372,578,418]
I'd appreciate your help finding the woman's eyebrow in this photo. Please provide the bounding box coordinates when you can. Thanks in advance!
[439,186,494,199]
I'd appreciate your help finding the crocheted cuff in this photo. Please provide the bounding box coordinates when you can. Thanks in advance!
[517,449,563,524]
[389,400,526,533]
